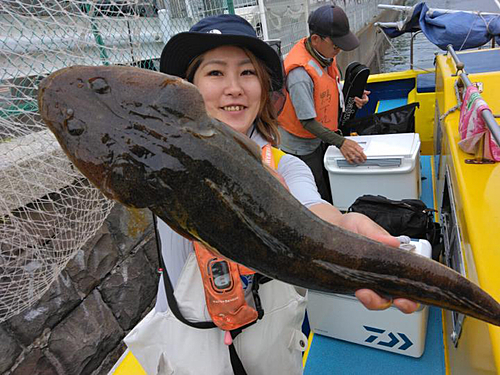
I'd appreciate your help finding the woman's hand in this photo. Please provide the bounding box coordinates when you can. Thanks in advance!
[309,207,420,315]
[337,212,419,314]
[355,289,419,314]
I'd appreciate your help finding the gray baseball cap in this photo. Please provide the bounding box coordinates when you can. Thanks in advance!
[308,5,360,51]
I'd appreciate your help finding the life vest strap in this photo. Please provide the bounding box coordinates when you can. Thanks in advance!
[153,143,280,374]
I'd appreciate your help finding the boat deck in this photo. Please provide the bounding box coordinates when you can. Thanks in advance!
[304,155,447,374]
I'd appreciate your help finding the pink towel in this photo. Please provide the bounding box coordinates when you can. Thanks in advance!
[458,85,500,162]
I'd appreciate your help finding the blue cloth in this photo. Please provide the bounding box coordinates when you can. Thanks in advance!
[380,2,500,50]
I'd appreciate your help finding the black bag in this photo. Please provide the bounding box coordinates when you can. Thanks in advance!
[348,195,442,253]
[339,102,420,136]
[339,62,370,128]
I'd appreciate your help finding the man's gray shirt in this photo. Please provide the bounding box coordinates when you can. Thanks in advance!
[279,67,322,155]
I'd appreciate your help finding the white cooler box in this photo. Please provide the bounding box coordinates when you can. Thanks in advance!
[324,133,421,211]
[307,239,432,358]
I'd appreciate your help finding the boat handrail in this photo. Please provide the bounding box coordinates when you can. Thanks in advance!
[446,44,500,147]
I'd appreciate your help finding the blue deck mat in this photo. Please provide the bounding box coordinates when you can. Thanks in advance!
[419,155,434,210]
[376,98,408,113]
[304,156,446,375]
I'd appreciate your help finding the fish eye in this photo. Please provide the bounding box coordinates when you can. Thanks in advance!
[89,77,111,94]
[64,118,86,136]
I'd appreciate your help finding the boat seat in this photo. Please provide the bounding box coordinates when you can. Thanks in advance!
[417,73,436,93]
[459,49,500,74]
[375,98,408,113]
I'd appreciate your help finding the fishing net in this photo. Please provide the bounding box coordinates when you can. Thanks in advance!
[2,0,389,324]
[0,1,182,323]
[0,0,266,324]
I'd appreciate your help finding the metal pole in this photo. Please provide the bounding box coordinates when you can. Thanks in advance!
[446,44,463,70]
[481,106,500,148]
[85,2,110,66]
[410,33,414,69]
[410,31,422,70]
[446,45,500,147]
[158,9,172,44]
[258,0,269,40]
[227,0,235,14]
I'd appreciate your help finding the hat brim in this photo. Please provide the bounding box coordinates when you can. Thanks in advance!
[331,31,360,51]
[160,32,284,91]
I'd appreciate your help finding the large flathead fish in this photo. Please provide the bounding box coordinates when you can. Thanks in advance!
[38,65,500,326]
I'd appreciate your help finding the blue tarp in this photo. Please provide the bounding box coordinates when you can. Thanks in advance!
[380,2,500,50]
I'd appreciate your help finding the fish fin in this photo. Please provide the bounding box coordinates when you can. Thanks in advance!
[168,225,198,242]
[152,209,226,257]
[152,209,198,242]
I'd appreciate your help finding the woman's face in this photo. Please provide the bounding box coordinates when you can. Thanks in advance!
[193,45,262,134]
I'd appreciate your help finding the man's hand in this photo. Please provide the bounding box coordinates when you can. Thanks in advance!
[354,90,370,109]
[339,139,367,164]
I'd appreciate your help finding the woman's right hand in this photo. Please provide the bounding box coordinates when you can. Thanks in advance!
[336,212,419,314]
[309,207,420,315]
[355,289,419,314]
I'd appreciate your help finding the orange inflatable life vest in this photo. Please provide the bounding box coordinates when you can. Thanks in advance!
[278,37,341,139]
[193,144,282,332]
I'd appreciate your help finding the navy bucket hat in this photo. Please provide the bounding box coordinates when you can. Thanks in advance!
[160,14,284,91]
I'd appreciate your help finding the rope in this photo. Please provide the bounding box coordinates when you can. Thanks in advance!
[439,80,462,122]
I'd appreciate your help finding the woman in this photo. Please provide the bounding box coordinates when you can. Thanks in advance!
[125,14,417,375]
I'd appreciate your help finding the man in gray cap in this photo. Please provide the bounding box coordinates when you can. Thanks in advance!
[278,4,368,203]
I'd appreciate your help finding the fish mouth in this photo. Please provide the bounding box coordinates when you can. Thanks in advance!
[37,76,51,117]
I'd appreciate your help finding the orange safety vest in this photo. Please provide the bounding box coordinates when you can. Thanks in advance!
[278,37,341,139]
[193,144,284,332]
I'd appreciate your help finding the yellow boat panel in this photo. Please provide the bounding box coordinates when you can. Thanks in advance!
[302,330,314,368]
[112,350,147,375]
[367,69,436,155]
[409,83,436,155]
[435,49,500,373]
[367,69,420,83]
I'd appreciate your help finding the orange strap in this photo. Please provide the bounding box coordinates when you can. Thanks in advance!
[193,143,276,331]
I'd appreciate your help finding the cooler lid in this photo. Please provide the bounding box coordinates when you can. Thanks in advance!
[325,133,420,159]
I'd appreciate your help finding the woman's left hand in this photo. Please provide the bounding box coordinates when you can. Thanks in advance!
[354,90,370,109]
[336,212,420,314]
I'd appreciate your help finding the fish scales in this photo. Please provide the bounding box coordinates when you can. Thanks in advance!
[38,65,500,327]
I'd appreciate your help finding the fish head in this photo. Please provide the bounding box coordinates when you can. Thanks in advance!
[38,65,208,208]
